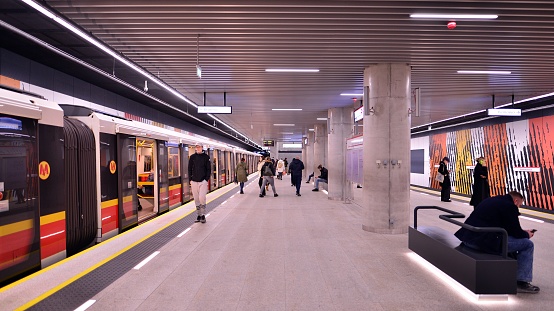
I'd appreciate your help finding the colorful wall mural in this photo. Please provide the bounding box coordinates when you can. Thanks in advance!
[427,115,554,212]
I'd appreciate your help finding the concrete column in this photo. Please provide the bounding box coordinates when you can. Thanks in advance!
[327,107,353,201]
[305,131,315,180]
[313,123,327,175]
[362,63,411,234]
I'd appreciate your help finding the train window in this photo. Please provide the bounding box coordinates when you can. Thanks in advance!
[0,115,38,215]
[168,146,180,178]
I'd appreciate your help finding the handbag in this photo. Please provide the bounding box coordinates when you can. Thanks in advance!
[435,173,444,183]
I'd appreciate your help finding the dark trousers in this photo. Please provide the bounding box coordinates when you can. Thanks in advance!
[440,177,451,201]
[258,177,265,195]
[292,174,302,194]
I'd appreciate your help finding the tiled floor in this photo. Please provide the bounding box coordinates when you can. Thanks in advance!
[1,176,552,311]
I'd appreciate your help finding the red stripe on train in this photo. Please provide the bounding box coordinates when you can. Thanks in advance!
[40,219,66,260]
[101,203,118,234]
[0,229,33,270]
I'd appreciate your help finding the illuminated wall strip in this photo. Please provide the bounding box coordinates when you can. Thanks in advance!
[133,251,160,270]
[407,252,511,303]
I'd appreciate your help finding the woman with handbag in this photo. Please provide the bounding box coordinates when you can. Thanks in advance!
[438,157,451,202]
[235,158,248,194]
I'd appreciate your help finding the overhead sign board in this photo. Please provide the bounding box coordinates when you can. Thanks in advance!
[487,108,521,116]
[354,106,364,122]
[263,139,275,146]
[197,106,232,114]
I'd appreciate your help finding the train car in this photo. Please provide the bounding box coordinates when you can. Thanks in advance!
[0,86,259,286]
[0,86,66,285]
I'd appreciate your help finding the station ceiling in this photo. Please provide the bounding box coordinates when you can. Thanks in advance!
[2,0,554,148]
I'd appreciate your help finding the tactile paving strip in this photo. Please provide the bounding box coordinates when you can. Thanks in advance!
[28,181,253,311]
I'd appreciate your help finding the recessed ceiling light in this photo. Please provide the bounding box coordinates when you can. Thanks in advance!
[265,69,319,73]
[308,129,315,131]
[273,124,295,126]
[340,93,364,96]
[272,108,303,111]
[317,118,328,121]
[457,70,511,75]
[280,132,294,134]
[410,14,498,19]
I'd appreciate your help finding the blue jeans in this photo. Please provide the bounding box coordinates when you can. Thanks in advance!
[239,182,245,192]
[508,236,534,282]
[314,178,327,189]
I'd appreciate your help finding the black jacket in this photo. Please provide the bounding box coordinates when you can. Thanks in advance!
[454,194,529,253]
[318,167,328,181]
[188,152,211,182]
[288,158,304,175]
[469,163,490,206]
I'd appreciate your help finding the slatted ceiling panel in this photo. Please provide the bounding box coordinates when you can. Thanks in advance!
[5,0,554,143]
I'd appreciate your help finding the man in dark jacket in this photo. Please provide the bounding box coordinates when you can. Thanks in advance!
[259,157,278,197]
[188,144,211,223]
[454,191,539,293]
[312,165,328,191]
[288,157,304,196]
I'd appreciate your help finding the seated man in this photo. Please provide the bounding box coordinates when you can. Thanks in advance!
[312,165,328,191]
[454,191,539,293]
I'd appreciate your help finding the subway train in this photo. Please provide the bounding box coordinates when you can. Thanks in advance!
[0,86,259,286]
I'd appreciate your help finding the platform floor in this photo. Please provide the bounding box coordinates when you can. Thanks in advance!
[1,175,553,311]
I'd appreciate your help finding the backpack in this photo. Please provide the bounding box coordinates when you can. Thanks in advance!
[263,164,273,176]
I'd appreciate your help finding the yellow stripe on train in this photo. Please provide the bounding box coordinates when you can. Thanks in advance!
[101,199,118,209]
[40,211,65,226]
[0,219,33,238]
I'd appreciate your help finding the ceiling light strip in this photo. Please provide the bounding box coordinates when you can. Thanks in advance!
[340,93,364,96]
[272,108,303,111]
[265,69,319,73]
[457,71,511,75]
[19,0,260,149]
[410,14,498,19]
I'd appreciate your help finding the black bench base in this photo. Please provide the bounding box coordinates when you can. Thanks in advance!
[409,226,517,295]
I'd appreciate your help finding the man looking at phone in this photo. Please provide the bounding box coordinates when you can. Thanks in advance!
[454,191,539,293]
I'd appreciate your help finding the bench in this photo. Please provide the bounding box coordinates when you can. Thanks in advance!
[408,206,517,295]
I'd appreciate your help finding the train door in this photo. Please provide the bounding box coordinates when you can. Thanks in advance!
[136,138,157,222]
[209,149,216,190]
[0,115,40,285]
[227,151,234,185]
[218,150,226,186]
[157,140,169,214]
[116,134,138,231]
[180,144,191,203]
[98,132,118,240]
[168,143,182,209]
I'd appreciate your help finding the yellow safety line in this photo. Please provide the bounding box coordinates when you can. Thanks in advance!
[410,186,554,221]
[6,178,248,309]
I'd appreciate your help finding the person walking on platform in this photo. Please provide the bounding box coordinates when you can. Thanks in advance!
[257,156,266,196]
[312,165,328,191]
[289,156,304,196]
[455,191,540,294]
[259,157,278,197]
[188,143,211,223]
[235,157,248,194]
[276,158,285,180]
[437,157,451,202]
[470,156,490,208]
